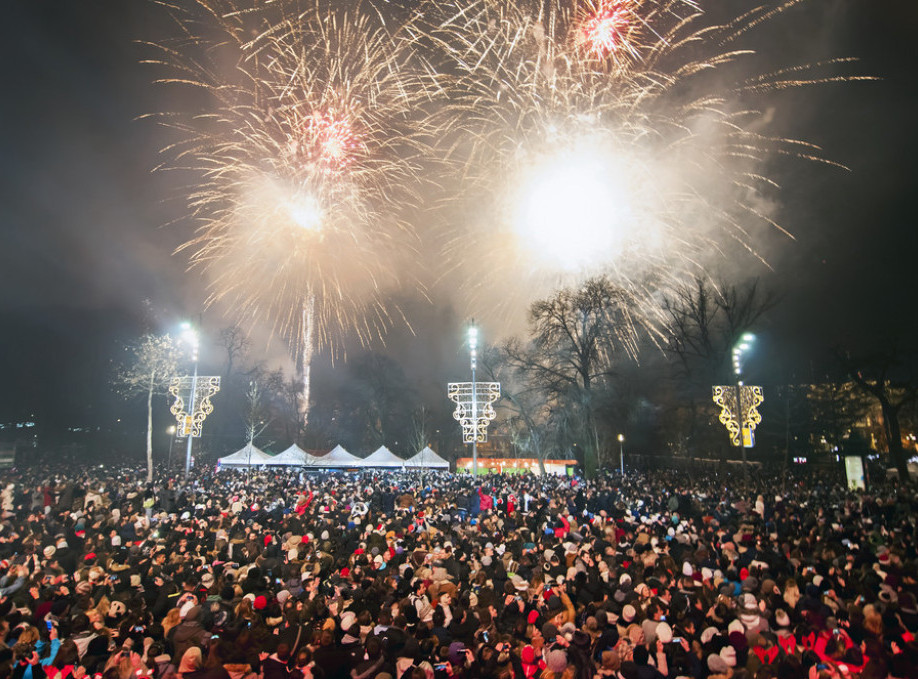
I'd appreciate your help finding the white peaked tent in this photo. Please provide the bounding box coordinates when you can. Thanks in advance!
[269,444,311,466]
[405,446,450,470]
[218,443,271,467]
[311,444,361,468]
[362,446,405,468]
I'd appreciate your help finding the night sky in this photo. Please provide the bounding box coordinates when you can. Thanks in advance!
[1,0,917,432]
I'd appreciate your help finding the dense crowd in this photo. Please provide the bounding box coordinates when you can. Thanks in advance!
[0,463,916,679]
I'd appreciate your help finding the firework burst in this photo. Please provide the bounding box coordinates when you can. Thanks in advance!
[145,0,433,417]
[424,0,868,328]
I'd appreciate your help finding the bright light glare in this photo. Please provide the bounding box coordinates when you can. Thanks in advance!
[285,193,324,231]
[513,150,633,272]
[180,322,198,344]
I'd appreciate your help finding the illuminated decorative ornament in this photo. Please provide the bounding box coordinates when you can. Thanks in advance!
[712,385,764,447]
[448,382,501,443]
[170,376,221,437]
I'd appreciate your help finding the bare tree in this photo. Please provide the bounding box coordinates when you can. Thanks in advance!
[480,344,553,474]
[505,277,649,477]
[244,379,272,448]
[219,324,251,378]
[664,277,778,383]
[662,277,778,455]
[839,345,918,480]
[409,406,432,456]
[269,371,305,446]
[807,382,872,455]
[113,334,181,483]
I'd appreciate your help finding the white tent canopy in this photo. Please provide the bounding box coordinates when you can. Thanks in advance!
[362,446,405,468]
[310,444,361,468]
[268,444,311,466]
[405,446,450,469]
[218,444,271,467]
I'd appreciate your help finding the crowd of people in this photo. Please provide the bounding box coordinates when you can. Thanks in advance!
[0,462,916,679]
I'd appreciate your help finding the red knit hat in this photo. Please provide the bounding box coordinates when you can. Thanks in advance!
[254,595,267,610]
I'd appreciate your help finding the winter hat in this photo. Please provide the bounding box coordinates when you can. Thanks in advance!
[740,609,761,629]
[775,609,791,628]
[546,595,564,616]
[448,642,467,665]
[708,654,729,673]
[656,622,673,644]
[741,576,759,592]
[43,546,56,559]
[546,650,568,673]
[253,595,268,610]
[340,611,357,631]
[720,645,737,667]
[700,627,719,645]
[622,604,636,623]
[739,592,757,609]
[510,574,529,591]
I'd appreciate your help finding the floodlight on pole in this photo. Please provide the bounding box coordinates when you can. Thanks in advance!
[448,321,499,477]
[714,333,763,478]
[170,323,220,480]
[714,332,763,475]
[167,425,176,468]
[182,323,199,479]
[469,323,478,475]
[618,434,625,476]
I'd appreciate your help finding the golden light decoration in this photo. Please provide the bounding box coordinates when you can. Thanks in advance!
[712,384,764,448]
[169,376,222,438]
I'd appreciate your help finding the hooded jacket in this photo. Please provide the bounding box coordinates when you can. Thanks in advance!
[168,607,211,665]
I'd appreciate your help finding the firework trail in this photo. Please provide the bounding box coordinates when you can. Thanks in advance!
[145,0,432,421]
[423,0,869,329]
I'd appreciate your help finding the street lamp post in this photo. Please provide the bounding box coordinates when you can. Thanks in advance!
[469,324,479,476]
[181,323,199,479]
[732,333,755,476]
[618,434,625,476]
[167,426,176,468]
[448,322,499,478]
